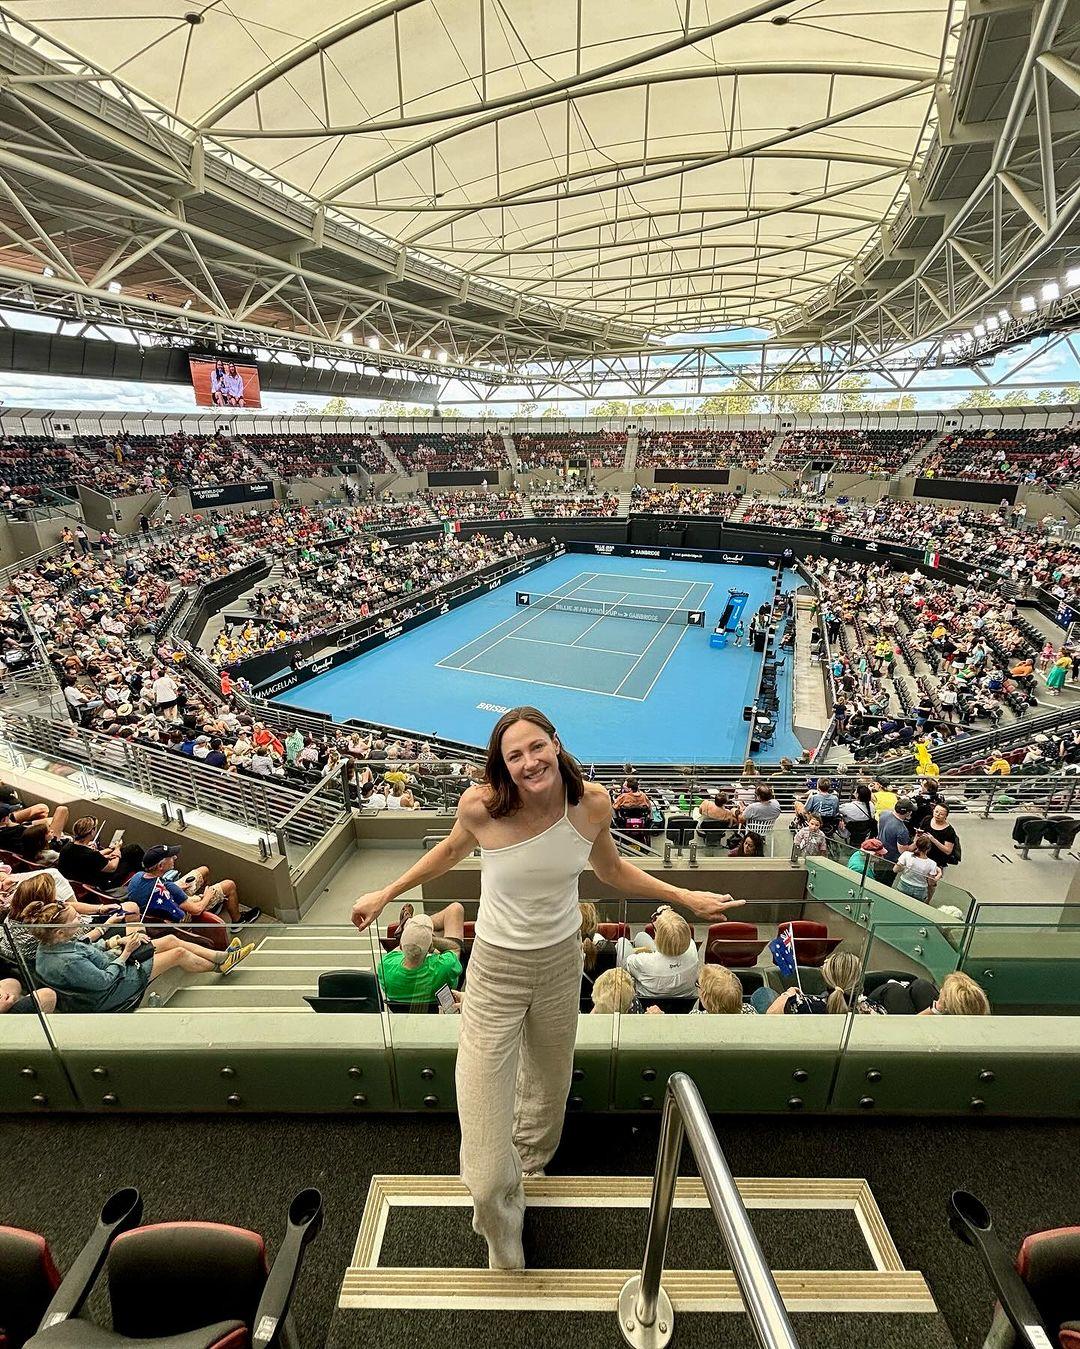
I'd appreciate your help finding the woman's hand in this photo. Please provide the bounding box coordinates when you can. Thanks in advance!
[351,889,390,933]
[679,889,745,922]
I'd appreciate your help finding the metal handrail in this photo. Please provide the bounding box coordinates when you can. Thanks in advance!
[619,1072,799,1349]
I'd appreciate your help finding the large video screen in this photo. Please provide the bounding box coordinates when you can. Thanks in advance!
[188,356,262,409]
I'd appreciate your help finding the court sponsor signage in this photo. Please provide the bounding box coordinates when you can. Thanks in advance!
[382,624,404,640]
[628,547,662,558]
[721,553,745,564]
[671,550,705,562]
[261,671,301,696]
[592,544,616,555]
[477,701,510,713]
[307,656,333,674]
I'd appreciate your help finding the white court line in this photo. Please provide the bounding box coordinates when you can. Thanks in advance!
[442,572,611,672]
[449,662,642,701]
[611,579,701,698]
[435,572,598,667]
[638,580,715,701]
[568,593,629,647]
[503,634,643,657]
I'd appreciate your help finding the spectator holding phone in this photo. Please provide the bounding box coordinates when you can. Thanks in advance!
[376,901,465,1005]
[58,817,144,889]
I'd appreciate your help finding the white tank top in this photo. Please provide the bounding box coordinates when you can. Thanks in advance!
[476,790,594,950]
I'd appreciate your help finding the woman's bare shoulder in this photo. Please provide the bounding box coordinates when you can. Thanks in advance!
[457,784,493,823]
[581,782,614,820]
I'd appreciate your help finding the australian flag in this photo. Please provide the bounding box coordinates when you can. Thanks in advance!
[768,924,798,979]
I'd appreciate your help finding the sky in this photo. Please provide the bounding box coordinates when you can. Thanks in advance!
[1,315,1077,418]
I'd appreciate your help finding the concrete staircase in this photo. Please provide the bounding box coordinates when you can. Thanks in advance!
[502,434,519,473]
[161,926,374,1010]
[763,431,786,467]
[376,435,405,474]
[897,431,947,476]
[616,488,634,515]
[622,430,638,472]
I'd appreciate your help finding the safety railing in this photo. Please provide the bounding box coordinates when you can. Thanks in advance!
[0,711,347,848]
[274,767,354,867]
[619,1072,799,1348]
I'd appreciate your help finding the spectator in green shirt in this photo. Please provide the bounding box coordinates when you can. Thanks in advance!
[377,902,465,1005]
[284,727,305,765]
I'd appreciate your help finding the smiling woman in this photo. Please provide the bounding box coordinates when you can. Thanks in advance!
[350,704,745,1270]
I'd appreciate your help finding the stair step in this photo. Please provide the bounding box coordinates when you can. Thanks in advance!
[164,985,318,1007]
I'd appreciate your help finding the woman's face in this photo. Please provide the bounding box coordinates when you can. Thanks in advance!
[932,804,949,826]
[500,719,561,800]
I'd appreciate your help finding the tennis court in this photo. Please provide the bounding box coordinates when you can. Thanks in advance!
[275,553,802,762]
[436,571,712,701]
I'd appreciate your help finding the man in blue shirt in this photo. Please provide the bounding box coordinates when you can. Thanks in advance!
[127,844,259,932]
[877,799,915,865]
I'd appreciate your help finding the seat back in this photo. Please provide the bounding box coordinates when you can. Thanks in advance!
[704,922,765,968]
[107,1222,266,1339]
[0,1226,61,1349]
[639,995,698,1014]
[305,969,381,1013]
[784,920,838,968]
[664,816,697,844]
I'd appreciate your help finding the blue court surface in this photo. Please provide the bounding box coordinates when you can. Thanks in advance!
[275,554,803,763]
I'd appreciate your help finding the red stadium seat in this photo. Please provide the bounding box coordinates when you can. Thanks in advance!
[780,920,841,968]
[596,922,629,941]
[704,922,766,967]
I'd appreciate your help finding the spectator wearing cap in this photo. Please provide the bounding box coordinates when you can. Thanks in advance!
[877,798,915,865]
[126,845,259,932]
[847,837,887,879]
[376,901,465,1004]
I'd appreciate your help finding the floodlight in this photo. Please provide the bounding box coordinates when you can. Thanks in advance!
[986,316,999,332]
[1067,267,1080,288]
[422,348,432,359]
[366,335,380,350]
[996,310,1010,325]
[340,331,354,344]
[106,281,122,293]
[974,323,986,337]
[1042,281,1060,302]
[1020,295,1036,312]
[437,350,448,364]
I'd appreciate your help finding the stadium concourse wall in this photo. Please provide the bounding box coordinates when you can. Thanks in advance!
[2,860,1077,1116]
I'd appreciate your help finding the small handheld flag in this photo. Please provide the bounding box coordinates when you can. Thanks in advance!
[768,923,803,990]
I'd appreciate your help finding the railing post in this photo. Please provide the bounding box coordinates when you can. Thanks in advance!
[619,1089,682,1347]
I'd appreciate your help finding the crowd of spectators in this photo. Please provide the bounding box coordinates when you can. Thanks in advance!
[421,489,526,520]
[922,428,1080,486]
[629,485,740,516]
[209,527,543,667]
[513,430,626,469]
[775,430,929,475]
[636,430,771,469]
[0,440,81,517]
[530,488,621,517]
[807,553,1043,762]
[385,432,506,473]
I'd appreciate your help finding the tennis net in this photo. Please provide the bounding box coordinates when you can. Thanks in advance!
[515,591,705,626]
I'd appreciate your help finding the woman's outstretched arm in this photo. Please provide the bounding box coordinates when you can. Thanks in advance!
[350,788,481,932]
[585,787,745,924]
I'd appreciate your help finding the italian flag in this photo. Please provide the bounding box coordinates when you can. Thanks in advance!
[924,550,939,568]
[443,520,461,534]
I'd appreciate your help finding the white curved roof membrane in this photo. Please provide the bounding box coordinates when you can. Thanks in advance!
[2,0,955,337]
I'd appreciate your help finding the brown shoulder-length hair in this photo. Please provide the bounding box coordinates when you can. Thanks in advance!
[482,706,584,819]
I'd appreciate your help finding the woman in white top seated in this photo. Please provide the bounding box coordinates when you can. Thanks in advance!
[619,905,700,999]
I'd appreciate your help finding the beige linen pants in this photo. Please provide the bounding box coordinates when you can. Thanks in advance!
[455,932,583,1268]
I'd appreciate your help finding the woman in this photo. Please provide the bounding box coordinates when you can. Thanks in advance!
[1046,651,1071,694]
[766,950,884,1015]
[350,706,742,1271]
[57,816,144,889]
[10,872,253,1013]
[893,833,942,901]
[924,802,960,873]
[728,832,764,858]
[692,965,762,1015]
[838,783,876,848]
[589,966,635,1015]
[619,907,700,1001]
[3,806,69,866]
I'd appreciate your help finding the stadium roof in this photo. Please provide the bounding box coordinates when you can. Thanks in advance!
[0,1,1077,395]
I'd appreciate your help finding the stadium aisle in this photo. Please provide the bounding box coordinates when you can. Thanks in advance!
[3,1112,1077,1348]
